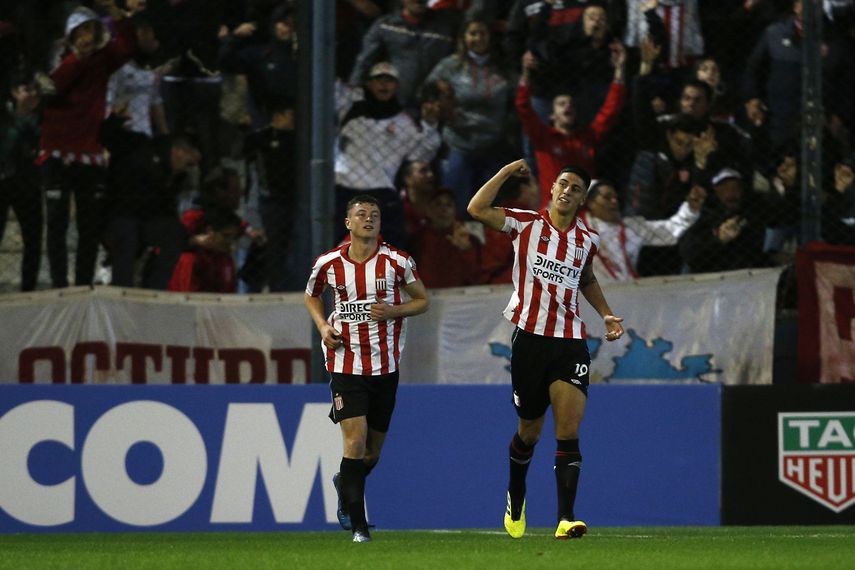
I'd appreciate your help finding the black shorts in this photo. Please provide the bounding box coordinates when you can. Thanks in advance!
[510,328,590,420]
[328,370,400,432]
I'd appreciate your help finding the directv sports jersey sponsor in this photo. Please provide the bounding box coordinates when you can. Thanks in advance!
[531,254,581,285]
[336,301,373,323]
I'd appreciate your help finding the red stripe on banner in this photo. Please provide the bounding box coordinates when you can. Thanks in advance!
[355,262,373,375]
[797,242,855,383]
[796,245,823,383]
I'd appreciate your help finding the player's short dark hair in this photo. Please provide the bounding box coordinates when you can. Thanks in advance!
[557,165,591,191]
[346,194,381,215]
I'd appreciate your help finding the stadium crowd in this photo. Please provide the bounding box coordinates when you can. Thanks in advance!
[1,0,854,293]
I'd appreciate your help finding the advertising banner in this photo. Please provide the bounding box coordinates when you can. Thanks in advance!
[722,385,855,524]
[1,268,780,385]
[402,268,781,385]
[796,242,855,383]
[0,384,720,532]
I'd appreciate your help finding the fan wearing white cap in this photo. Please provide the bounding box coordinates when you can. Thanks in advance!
[679,167,775,273]
[334,61,442,249]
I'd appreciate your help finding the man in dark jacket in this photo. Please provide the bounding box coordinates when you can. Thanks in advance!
[99,114,200,289]
[679,168,773,274]
[349,0,457,111]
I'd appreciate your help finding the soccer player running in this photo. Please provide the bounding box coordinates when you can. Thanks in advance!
[304,195,429,543]
[467,160,624,539]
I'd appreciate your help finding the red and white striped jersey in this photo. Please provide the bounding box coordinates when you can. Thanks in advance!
[306,242,420,375]
[501,208,600,339]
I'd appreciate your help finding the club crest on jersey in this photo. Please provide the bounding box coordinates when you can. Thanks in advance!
[375,278,387,292]
[334,393,344,411]
[336,285,346,290]
[540,236,550,242]
[778,412,855,513]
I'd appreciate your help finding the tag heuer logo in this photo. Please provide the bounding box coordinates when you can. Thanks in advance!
[778,412,855,513]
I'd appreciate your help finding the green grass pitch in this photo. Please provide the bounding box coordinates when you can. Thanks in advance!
[2,526,854,569]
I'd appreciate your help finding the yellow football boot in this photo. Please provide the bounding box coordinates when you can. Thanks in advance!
[554,519,587,539]
[503,492,526,539]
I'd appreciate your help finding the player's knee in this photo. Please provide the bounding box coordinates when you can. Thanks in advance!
[343,439,366,459]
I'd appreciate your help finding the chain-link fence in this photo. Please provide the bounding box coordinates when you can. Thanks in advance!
[2,0,854,295]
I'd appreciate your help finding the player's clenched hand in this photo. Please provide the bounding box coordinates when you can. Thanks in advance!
[321,324,343,349]
[370,297,396,321]
[604,315,624,341]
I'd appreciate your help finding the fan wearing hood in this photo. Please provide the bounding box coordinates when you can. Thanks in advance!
[38,0,138,289]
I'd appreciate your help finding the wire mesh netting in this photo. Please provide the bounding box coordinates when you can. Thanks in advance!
[1,0,854,294]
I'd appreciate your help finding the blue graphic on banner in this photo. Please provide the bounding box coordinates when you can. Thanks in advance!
[491,329,718,382]
[0,384,721,533]
[611,329,720,382]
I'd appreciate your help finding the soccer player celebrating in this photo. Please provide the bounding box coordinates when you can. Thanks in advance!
[467,160,624,539]
[304,195,429,543]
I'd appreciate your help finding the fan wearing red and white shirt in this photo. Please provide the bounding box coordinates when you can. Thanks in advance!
[304,194,429,544]
[468,159,624,541]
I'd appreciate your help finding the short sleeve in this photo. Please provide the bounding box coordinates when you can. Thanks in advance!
[305,258,328,297]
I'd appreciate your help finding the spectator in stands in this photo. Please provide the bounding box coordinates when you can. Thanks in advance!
[425,13,515,218]
[242,97,299,292]
[762,146,801,262]
[335,0,383,81]
[146,0,231,173]
[107,16,168,137]
[100,112,199,289]
[350,0,458,111]
[169,167,265,293]
[504,0,597,107]
[335,62,442,249]
[691,55,740,123]
[38,1,137,289]
[515,40,627,207]
[410,187,481,288]
[624,0,704,70]
[399,160,439,237]
[625,114,704,275]
[679,167,773,273]
[742,0,816,148]
[564,3,626,125]
[503,0,611,177]
[635,74,754,179]
[580,179,705,282]
[822,156,855,245]
[0,69,42,292]
[218,3,298,130]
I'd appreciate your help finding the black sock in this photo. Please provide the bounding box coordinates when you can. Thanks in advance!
[554,439,582,522]
[508,433,535,519]
[340,457,367,529]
